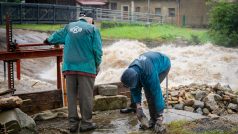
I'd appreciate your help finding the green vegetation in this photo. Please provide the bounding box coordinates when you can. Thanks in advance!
[166,120,192,134]
[0,22,210,44]
[0,24,64,32]
[101,23,209,44]
[166,120,238,134]
[209,2,238,47]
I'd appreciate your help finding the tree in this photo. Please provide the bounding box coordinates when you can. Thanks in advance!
[209,2,238,47]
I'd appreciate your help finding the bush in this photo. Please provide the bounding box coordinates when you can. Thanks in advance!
[209,2,238,47]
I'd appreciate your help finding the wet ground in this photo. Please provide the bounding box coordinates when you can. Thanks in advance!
[36,110,141,134]
[35,109,238,134]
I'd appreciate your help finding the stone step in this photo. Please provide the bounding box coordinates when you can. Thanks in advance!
[93,95,127,111]
[98,85,118,96]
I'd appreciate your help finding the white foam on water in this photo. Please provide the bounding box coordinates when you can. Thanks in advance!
[39,63,57,81]
[39,40,238,90]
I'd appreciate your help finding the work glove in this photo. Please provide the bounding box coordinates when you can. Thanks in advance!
[136,108,149,129]
[43,38,50,45]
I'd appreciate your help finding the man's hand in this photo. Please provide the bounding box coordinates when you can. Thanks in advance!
[43,38,50,45]
[136,108,149,129]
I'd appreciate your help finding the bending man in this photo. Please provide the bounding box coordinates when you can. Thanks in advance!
[121,51,170,133]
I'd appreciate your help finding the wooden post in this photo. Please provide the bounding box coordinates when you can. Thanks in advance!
[56,56,61,90]
[16,60,20,80]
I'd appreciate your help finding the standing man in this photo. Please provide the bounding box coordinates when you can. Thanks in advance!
[44,15,102,133]
[121,51,170,133]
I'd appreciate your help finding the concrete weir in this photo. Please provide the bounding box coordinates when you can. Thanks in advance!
[14,82,128,115]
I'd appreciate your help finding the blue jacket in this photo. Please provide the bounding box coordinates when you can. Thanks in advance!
[129,51,171,112]
[48,19,103,74]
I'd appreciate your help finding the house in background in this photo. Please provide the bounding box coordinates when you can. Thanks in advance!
[24,0,209,27]
[107,0,209,27]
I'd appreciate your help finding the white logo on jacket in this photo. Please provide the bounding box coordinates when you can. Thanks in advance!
[70,26,82,33]
[137,55,147,61]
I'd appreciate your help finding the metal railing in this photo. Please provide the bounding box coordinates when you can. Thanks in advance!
[0,2,167,25]
[95,8,163,24]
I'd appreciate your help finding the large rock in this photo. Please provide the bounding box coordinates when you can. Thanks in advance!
[204,93,219,111]
[0,108,36,134]
[185,92,194,100]
[195,90,207,101]
[213,83,223,92]
[15,108,35,129]
[193,100,204,108]
[231,97,238,104]
[174,104,184,110]
[170,91,179,97]
[202,108,210,115]
[183,99,194,107]
[228,103,238,111]
[98,85,118,96]
[93,95,127,111]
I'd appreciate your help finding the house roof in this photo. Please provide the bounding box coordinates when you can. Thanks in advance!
[76,0,107,5]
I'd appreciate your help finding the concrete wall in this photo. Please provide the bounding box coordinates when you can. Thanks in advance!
[180,0,209,27]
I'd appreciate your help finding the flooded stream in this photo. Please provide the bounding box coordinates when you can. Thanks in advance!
[40,40,238,90]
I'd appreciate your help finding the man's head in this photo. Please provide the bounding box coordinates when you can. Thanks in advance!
[121,68,139,89]
[79,11,94,24]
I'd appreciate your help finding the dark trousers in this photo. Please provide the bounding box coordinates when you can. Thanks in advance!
[66,75,95,128]
[144,67,170,121]
[129,67,170,121]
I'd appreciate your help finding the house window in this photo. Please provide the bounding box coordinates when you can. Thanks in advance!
[123,6,129,12]
[135,7,140,12]
[168,8,175,17]
[155,8,161,16]
[111,2,117,10]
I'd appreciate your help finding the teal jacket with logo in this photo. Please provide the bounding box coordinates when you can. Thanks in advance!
[48,19,103,74]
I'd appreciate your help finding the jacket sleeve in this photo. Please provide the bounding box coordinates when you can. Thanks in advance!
[92,27,103,67]
[48,25,68,45]
[130,86,142,104]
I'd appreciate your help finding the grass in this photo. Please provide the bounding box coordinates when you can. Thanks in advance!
[166,120,192,134]
[0,24,64,32]
[100,24,210,44]
[166,120,238,134]
[0,23,210,44]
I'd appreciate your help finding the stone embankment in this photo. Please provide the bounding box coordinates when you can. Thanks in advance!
[165,83,238,117]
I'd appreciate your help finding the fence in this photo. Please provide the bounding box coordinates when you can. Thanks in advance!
[0,2,79,24]
[0,2,167,25]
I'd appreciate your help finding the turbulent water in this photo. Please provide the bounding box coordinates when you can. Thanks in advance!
[40,40,238,90]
